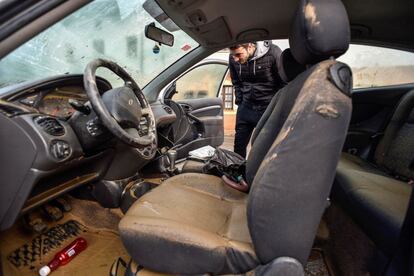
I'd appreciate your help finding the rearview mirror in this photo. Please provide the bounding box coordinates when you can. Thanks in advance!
[145,23,174,47]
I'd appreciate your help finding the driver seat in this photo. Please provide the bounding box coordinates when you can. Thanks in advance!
[119,0,352,274]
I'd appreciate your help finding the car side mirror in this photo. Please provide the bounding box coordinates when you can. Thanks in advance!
[145,23,174,47]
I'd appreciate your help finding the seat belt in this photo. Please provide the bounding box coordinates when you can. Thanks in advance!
[384,188,414,276]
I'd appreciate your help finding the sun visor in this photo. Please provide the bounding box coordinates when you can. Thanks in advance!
[143,0,180,32]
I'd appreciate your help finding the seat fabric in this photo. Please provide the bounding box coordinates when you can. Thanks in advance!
[333,89,414,256]
[376,105,414,180]
[180,159,206,173]
[119,173,259,275]
[338,152,388,175]
[247,59,352,264]
[333,159,411,256]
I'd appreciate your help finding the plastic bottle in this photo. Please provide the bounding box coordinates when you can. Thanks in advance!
[39,237,87,276]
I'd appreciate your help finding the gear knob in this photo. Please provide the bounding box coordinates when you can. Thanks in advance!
[167,149,178,172]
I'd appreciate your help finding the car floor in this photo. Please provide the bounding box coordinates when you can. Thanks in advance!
[324,204,379,276]
[0,193,334,276]
[0,196,129,276]
[130,247,333,276]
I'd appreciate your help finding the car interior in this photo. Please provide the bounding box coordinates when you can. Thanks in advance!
[0,0,413,275]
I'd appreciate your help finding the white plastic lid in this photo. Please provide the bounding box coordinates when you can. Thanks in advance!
[39,265,51,276]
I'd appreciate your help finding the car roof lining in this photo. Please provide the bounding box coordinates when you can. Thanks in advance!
[156,0,414,51]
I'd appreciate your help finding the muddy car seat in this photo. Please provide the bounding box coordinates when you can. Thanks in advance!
[119,0,352,274]
[332,89,414,258]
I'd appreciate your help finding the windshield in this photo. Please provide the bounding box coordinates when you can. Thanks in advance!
[0,0,198,88]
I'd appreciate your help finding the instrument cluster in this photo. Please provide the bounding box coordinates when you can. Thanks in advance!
[21,86,88,118]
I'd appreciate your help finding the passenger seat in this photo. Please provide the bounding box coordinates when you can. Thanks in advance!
[332,89,414,257]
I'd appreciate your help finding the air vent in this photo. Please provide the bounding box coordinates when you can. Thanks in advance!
[35,116,65,136]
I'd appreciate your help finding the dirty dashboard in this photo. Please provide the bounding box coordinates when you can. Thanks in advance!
[0,75,176,231]
[33,87,88,118]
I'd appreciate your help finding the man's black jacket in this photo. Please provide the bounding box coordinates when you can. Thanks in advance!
[229,41,284,107]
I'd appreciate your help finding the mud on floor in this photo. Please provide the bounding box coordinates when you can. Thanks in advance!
[1,196,333,276]
[304,249,332,276]
[0,198,129,276]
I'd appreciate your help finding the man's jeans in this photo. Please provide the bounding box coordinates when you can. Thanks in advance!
[234,103,267,158]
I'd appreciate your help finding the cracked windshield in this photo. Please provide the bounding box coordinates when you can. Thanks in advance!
[0,0,198,89]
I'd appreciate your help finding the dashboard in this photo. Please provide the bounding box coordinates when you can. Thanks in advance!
[0,74,176,231]
[13,84,175,125]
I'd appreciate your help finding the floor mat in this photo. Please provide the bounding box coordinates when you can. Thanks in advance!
[304,249,332,276]
[0,201,129,276]
[65,196,123,231]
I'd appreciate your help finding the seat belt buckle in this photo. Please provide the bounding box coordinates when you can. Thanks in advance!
[222,174,249,193]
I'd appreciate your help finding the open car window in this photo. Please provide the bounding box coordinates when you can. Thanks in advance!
[0,0,198,90]
[173,63,228,100]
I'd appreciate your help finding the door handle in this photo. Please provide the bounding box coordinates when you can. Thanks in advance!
[180,104,193,113]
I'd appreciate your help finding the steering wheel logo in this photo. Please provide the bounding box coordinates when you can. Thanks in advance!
[128,99,133,105]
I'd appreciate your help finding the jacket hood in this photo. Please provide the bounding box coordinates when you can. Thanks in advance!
[250,40,271,61]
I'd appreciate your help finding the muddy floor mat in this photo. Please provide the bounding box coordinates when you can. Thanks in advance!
[304,249,332,276]
[65,196,123,231]
[1,219,129,276]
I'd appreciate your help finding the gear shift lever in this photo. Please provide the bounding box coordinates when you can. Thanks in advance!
[166,149,178,174]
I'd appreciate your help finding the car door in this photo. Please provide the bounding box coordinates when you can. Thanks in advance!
[338,44,414,159]
[161,59,229,159]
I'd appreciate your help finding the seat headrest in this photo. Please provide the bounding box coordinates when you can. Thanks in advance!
[279,48,307,83]
[289,0,350,65]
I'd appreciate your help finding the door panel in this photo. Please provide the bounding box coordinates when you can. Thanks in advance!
[163,62,228,159]
[178,98,222,116]
[344,84,414,158]
[338,44,414,158]
[171,98,224,159]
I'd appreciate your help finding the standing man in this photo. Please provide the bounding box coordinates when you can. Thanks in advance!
[229,41,284,158]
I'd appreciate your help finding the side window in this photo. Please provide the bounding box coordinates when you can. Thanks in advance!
[338,44,414,89]
[173,63,228,100]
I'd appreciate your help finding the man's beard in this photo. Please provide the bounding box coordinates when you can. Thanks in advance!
[239,48,255,64]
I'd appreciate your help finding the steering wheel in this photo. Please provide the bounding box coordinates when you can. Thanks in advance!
[84,59,157,160]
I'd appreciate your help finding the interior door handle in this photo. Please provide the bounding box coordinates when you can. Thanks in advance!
[180,104,193,113]
[187,113,201,123]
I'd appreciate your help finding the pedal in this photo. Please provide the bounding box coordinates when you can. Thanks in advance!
[23,212,48,234]
[52,197,72,212]
[42,204,63,221]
